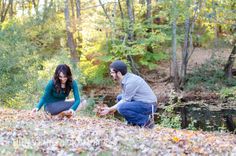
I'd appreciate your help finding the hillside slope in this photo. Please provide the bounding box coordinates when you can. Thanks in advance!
[0,108,235,155]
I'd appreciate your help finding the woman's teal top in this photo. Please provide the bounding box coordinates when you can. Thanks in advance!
[36,80,80,111]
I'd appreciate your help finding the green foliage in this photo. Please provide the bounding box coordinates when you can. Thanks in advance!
[186,118,197,131]
[79,98,96,116]
[140,51,169,70]
[80,60,112,86]
[159,104,182,129]
[159,90,182,129]
[103,21,171,70]
[0,19,40,109]
[185,59,236,91]
[25,13,66,56]
[0,17,81,109]
[219,87,236,100]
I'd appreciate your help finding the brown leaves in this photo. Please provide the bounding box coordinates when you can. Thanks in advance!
[0,108,235,155]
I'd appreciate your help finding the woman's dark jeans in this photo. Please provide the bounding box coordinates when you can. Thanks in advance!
[45,101,74,115]
[116,94,157,126]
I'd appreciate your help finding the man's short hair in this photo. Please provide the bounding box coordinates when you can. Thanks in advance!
[110,60,127,75]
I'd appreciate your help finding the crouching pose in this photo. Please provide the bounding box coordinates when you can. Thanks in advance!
[32,64,80,118]
[100,60,158,128]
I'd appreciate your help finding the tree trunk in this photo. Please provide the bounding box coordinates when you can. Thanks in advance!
[211,0,218,58]
[146,0,151,22]
[42,0,48,19]
[146,0,153,52]
[28,0,32,16]
[126,0,140,75]
[111,1,117,44]
[118,0,124,20]
[127,55,140,75]
[118,0,125,37]
[9,0,13,18]
[75,0,81,17]
[0,0,11,23]
[224,45,236,79]
[180,0,191,86]
[126,0,134,41]
[64,0,78,63]
[139,0,145,5]
[32,0,39,15]
[171,0,179,90]
[70,0,77,40]
[180,18,190,85]
[75,0,82,60]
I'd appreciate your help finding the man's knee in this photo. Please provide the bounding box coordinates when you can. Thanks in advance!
[116,94,122,102]
[117,103,127,115]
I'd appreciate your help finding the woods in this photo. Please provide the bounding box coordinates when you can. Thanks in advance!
[0,0,235,154]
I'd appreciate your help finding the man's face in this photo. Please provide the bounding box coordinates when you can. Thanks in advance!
[110,68,119,81]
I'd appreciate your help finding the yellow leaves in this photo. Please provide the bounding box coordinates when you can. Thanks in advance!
[172,136,181,143]
[75,147,85,153]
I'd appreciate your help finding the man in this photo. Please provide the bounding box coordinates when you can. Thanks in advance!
[100,60,158,128]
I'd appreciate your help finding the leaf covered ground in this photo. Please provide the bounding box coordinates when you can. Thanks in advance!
[0,108,235,156]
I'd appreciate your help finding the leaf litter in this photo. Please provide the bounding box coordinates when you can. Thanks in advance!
[0,108,235,155]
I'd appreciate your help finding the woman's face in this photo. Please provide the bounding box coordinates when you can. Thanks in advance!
[59,72,68,84]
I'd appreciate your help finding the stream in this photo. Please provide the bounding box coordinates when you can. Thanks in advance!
[96,94,236,132]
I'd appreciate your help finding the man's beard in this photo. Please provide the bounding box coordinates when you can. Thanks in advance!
[113,74,119,81]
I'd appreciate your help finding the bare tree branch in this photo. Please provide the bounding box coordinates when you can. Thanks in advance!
[98,0,112,24]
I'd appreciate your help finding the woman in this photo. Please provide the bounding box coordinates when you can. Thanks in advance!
[32,64,80,118]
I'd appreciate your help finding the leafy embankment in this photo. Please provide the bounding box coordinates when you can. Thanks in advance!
[0,108,235,155]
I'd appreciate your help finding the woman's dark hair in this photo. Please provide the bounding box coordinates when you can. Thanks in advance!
[53,64,73,95]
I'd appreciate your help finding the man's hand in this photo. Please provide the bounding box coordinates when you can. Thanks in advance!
[100,107,111,116]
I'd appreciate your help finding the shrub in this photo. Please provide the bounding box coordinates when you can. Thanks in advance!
[184,59,236,91]
[219,87,236,100]
[158,90,182,129]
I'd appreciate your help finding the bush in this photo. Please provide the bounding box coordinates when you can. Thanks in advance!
[159,104,182,129]
[80,60,113,86]
[0,18,81,109]
[158,90,182,129]
[0,20,40,109]
[184,59,236,91]
[219,87,236,100]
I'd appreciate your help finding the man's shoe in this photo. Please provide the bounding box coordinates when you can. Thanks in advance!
[125,121,137,126]
[143,119,155,129]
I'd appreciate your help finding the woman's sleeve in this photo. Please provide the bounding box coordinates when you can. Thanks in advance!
[71,80,81,111]
[36,80,53,110]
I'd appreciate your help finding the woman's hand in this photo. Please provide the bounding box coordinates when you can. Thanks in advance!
[31,108,38,113]
[66,109,75,116]
[59,109,75,119]
[31,108,39,116]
